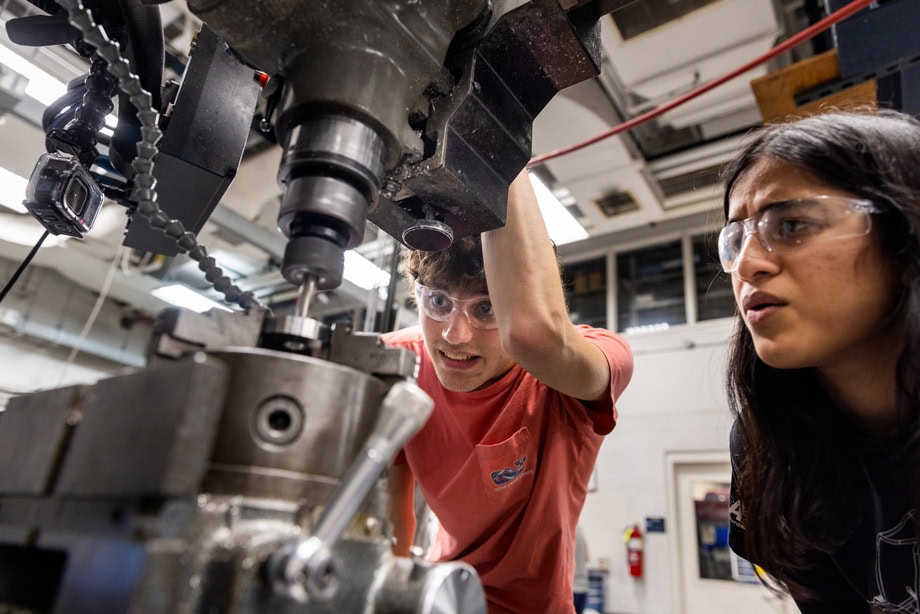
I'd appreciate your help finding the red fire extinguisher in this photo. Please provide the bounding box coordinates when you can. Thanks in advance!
[625,524,643,578]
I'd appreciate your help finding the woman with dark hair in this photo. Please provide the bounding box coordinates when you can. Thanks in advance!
[719,109,920,613]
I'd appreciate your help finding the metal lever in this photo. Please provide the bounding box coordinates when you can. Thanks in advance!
[268,380,434,602]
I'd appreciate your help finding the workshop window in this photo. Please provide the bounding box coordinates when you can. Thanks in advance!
[616,240,686,333]
[692,233,735,321]
[563,256,607,328]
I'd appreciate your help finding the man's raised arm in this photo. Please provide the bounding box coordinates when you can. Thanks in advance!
[481,170,611,401]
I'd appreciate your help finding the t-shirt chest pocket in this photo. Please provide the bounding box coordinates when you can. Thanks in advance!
[474,427,536,505]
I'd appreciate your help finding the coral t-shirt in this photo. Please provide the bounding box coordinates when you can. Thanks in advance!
[382,325,633,614]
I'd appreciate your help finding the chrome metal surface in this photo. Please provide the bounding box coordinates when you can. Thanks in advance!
[149,307,266,360]
[205,347,389,498]
[283,117,387,182]
[420,563,488,614]
[276,113,388,288]
[326,324,419,378]
[277,115,387,244]
[268,382,433,602]
[295,276,318,319]
[262,314,324,341]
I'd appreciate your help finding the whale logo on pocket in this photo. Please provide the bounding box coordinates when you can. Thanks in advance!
[490,456,527,486]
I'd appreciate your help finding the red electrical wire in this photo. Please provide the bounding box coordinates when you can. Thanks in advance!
[527,0,876,167]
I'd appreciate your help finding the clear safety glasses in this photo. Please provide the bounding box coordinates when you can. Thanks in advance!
[718,195,882,273]
[414,282,498,330]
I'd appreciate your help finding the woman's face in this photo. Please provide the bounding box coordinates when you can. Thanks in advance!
[727,156,903,372]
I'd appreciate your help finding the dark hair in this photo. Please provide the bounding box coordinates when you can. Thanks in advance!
[722,109,920,598]
[402,235,562,295]
[402,235,489,295]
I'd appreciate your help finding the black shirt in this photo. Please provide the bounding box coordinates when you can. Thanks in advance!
[728,421,918,614]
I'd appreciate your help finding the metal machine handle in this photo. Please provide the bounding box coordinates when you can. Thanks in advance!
[268,380,434,602]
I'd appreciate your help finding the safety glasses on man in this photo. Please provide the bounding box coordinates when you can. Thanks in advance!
[414,282,498,330]
[718,195,883,273]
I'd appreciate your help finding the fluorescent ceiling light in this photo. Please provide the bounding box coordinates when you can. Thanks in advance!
[151,284,232,313]
[624,322,671,335]
[0,42,117,128]
[344,249,391,291]
[0,168,28,213]
[0,43,66,105]
[528,173,588,246]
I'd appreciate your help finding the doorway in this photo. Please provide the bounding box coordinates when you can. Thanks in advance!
[666,451,793,614]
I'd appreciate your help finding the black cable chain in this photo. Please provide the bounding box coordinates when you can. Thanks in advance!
[56,0,266,312]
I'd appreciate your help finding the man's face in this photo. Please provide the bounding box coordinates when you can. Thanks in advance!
[416,285,515,392]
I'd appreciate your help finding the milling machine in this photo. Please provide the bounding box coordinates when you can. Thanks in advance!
[0,0,627,611]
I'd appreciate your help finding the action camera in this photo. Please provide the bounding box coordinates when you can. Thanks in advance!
[23,152,104,238]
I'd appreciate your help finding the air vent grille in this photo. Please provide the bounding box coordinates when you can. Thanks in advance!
[594,191,639,218]
[659,164,723,198]
[609,0,721,41]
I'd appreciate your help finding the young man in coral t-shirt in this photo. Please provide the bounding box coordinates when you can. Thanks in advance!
[382,170,633,613]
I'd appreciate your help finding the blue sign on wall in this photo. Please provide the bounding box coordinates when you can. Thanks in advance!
[645,516,666,533]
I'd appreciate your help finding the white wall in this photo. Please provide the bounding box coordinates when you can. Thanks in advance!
[581,318,736,614]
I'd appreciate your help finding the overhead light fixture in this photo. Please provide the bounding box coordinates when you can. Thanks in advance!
[344,250,391,291]
[0,42,66,105]
[528,173,589,246]
[151,284,232,313]
[624,322,671,335]
[0,167,28,213]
